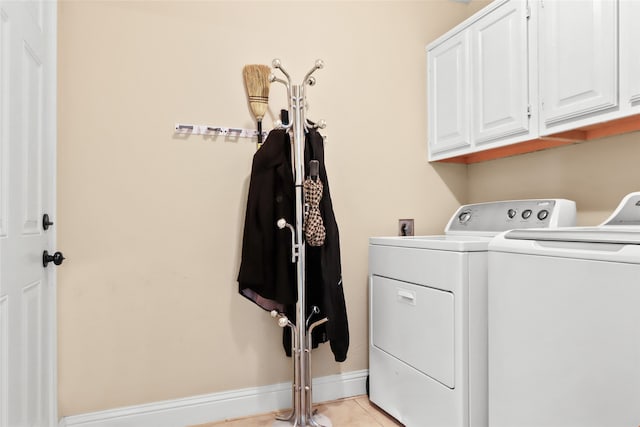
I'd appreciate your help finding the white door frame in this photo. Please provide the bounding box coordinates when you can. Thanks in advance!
[45,2,58,424]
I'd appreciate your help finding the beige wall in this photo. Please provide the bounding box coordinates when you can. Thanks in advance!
[57,0,488,417]
[467,131,640,225]
[60,0,639,418]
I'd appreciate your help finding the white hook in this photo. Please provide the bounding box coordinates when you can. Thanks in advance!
[270,310,292,329]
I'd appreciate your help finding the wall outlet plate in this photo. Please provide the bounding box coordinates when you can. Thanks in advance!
[398,219,414,236]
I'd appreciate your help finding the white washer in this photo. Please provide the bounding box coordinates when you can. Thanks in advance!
[369,199,576,427]
[488,192,640,427]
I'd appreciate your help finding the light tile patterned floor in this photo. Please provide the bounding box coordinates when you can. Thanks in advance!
[192,395,403,427]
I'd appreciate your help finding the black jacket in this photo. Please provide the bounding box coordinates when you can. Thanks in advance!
[238,129,296,311]
[238,128,349,362]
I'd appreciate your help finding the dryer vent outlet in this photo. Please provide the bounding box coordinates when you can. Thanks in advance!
[399,219,414,236]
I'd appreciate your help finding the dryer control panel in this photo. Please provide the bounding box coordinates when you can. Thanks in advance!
[446,199,576,236]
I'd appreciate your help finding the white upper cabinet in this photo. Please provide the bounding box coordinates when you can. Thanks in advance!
[538,0,618,134]
[427,31,470,156]
[427,0,637,163]
[427,0,531,160]
[620,0,640,113]
[472,0,531,146]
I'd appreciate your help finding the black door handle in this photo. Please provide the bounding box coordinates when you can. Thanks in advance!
[42,213,54,230]
[43,250,65,267]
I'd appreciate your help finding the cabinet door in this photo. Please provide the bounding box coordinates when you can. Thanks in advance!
[427,30,470,156]
[620,0,640,112]
[472,0,530,145]
[539,0,617,132]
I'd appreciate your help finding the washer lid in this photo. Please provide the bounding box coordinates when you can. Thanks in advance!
[504,227,640,245]
[491,228,640,264]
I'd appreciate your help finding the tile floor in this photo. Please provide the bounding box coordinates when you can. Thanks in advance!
[192,395,403,427]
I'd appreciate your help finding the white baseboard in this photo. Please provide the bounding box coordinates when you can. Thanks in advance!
[60,369,368,427]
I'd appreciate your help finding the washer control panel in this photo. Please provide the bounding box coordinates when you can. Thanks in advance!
[446,199,577,236]
[601,192,640,226]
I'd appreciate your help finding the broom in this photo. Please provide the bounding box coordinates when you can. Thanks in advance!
[242,64,271,147]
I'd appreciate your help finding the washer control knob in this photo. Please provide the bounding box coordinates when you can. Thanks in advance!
[458,211,472,223]
[522,209,533,219]
[507,209,517,219]
[537,209,549,220]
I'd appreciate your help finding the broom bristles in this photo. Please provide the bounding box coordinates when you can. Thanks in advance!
[243,64,271,121]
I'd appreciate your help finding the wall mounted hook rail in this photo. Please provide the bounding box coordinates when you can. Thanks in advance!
[174,123,267,140]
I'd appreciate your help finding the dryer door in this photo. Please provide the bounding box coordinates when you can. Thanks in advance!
[371,275,455,388]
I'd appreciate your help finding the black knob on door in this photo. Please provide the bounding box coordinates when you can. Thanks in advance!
[43,250,65,267]
[42,214,54,230]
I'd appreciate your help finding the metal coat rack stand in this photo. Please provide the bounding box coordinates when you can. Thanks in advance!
[269,58,332,427]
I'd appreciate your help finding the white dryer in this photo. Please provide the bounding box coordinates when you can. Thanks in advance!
[368,199,576,427]
[488,192,640,427]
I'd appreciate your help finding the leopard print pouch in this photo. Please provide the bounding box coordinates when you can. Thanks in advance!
[303,178,326,246]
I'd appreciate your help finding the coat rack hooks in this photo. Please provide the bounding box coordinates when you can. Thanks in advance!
[269,59,333,427]
[174,123,267,139]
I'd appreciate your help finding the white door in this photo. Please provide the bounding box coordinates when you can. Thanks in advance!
[427,30,470,158]
[472,0,530,146]
[620,0,640,114]
[0,1,57,426]
[539,0,617,133]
